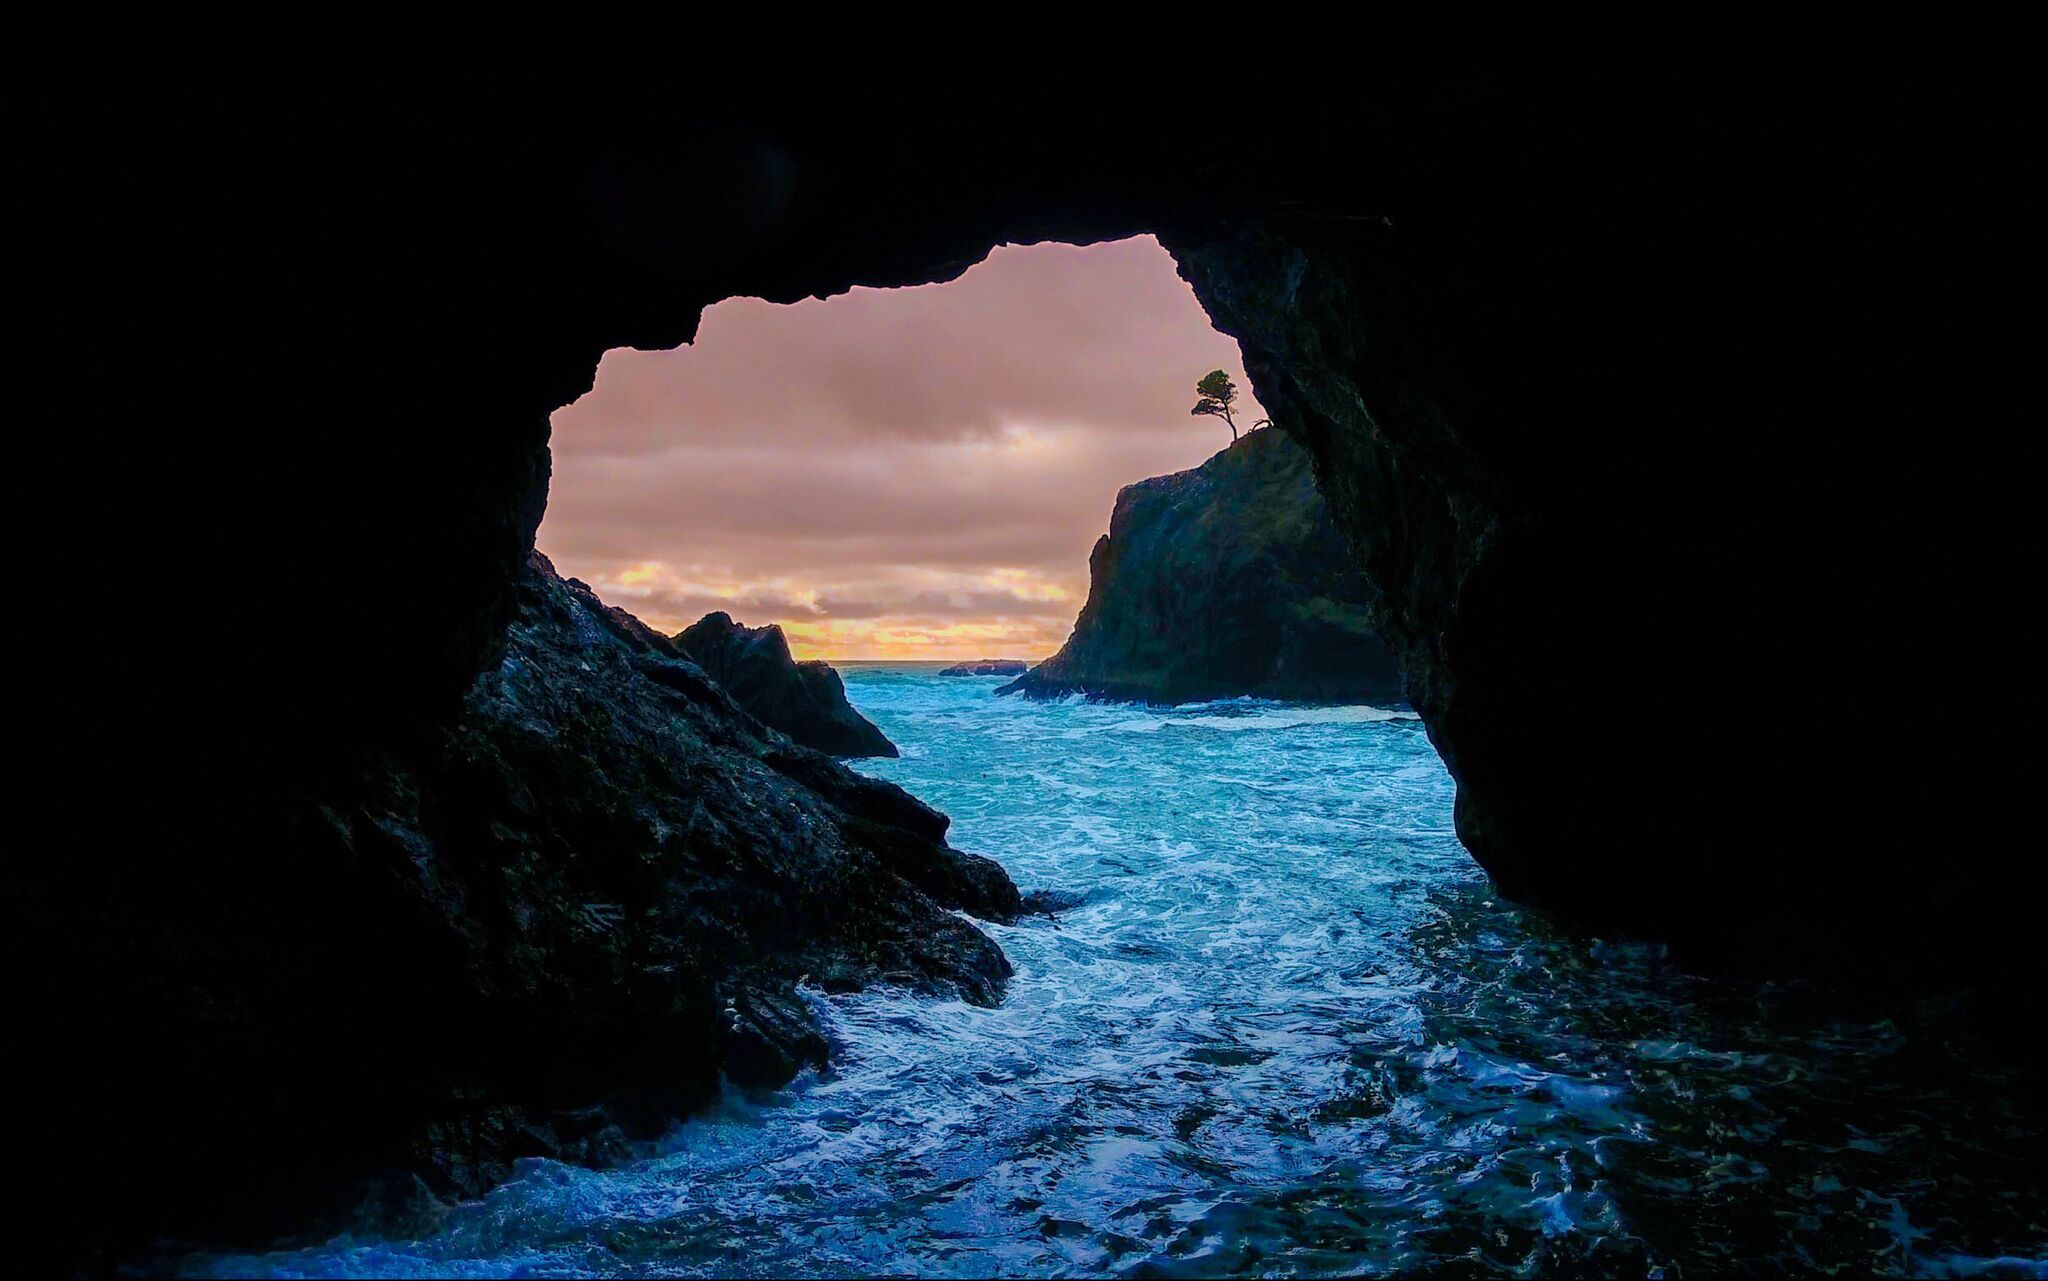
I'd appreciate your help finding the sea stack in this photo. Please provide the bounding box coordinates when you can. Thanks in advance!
[1000,428,1404,705]
[675,612,898,758]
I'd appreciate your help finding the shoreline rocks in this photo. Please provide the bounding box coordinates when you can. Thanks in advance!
[74,553,1016,1255]
[675,612,897,758]
[941,659,1030,676]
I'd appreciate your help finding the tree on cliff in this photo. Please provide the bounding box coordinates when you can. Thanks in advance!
[1191,369,1246,441]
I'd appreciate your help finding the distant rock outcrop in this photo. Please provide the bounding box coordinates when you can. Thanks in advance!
[941,659,1030,676]
[1000,428,1404,705]
[675,612,897,758]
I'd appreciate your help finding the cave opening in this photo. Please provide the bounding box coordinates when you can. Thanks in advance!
[538,235,1255,668]
[50,101,2046,1275]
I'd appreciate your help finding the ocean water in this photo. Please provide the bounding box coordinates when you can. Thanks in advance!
[202,666,2045,1278]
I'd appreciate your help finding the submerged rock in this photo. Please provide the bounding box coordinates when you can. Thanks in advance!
[1000,428,1404,705]
[74,553,1016,1253]
[941,659,1030,676]
[675,611,897,758]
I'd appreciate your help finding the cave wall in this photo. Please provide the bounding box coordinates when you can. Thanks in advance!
[34,77,2032,1264]
[127,87,2028,993]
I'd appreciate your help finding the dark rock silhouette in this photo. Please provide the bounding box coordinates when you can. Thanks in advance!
[941,659,1029,676]
[675,611,897,758]
[1000,429,1404,705]
[67,553,1015,1252]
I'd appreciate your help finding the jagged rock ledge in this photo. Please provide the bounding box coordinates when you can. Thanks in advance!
[1000,428,1405,706]
[675,611,897,758]
[93,553,1019,1253]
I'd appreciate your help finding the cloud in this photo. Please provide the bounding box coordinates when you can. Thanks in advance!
[538,235,1258,658]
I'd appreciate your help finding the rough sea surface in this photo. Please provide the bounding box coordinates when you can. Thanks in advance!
[200,666,2045,1278]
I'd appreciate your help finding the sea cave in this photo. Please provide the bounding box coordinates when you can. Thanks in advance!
[33,88,2043,1277]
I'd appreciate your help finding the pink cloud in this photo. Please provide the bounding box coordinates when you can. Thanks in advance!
[539,236,1259,658]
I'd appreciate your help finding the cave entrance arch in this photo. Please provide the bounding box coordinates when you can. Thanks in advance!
[197,99,2008,1022]
[54,88,2033,1269]
[538,235,1256,675]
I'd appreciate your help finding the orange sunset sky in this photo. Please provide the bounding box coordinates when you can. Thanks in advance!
[539,236,1261,660]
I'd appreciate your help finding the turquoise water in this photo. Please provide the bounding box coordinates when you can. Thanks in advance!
[203,667,2044,1277]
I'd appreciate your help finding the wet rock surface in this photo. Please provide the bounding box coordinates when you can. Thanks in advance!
[65,554,1016,1257]
[675,611,898,758]
[999,428,1404,706]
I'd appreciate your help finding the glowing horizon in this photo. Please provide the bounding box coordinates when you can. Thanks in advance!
[539,236,1260,661]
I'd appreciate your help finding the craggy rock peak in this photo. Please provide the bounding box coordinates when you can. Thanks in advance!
[1000,428,1404,706]
[942,659,1030,676]
[675,611,897,758]
[75,553,1018,1255]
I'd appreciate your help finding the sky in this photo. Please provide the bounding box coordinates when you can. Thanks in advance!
[538,235,1261,660]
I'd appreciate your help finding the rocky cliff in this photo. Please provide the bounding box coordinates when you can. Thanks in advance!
[1000,428,1404,705]
[65,554,1016,1256]
[675,611,897,758]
